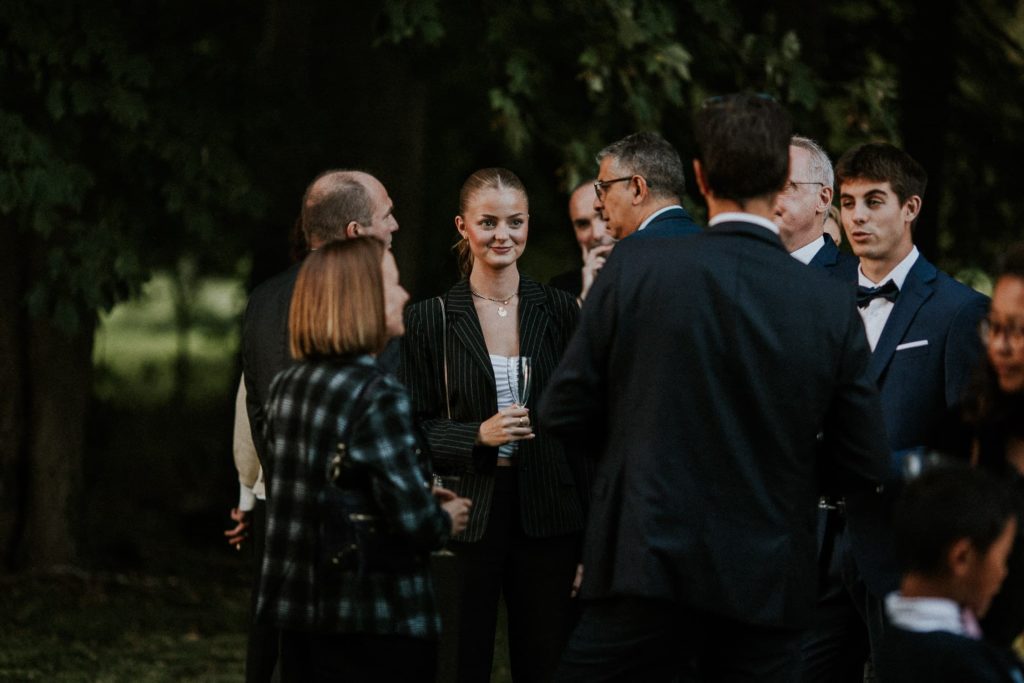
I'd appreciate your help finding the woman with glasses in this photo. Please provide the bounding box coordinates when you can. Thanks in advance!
[942,242,1024,649]
[400,167,588,682]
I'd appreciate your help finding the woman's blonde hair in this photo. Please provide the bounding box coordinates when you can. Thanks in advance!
[454,167,527,277]
[288,238,387,359]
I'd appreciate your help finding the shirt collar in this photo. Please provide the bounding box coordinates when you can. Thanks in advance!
[637,204,683,232]
[885,592,972,637]
[858,246,919,288]
[708,212,780,235]
[790,235,826,265]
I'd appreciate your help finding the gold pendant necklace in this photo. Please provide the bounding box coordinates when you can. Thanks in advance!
[470,287,517,317]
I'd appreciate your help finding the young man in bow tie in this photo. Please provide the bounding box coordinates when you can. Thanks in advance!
[802,142,989,682]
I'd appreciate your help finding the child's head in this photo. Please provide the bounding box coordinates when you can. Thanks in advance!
[894,465,1018,616]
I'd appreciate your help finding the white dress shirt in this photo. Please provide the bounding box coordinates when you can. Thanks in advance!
[708,212,780,234]
[885,592,981,639]
[858,246,920,351]
[790,235,826,265]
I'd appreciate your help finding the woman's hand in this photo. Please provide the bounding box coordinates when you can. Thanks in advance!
[441,495,473,536]
[476,405,534,447]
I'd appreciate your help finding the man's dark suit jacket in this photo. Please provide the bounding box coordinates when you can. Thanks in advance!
[839,252,989,595]
[626,205,701,240]
[399,278,589,542]
[540,219,888,629]
[242,262,402,476]
[242,263,301,474]
[808,233,858,273]
[549,206,702,296]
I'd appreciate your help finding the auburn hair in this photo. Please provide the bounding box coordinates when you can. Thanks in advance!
[288,238,387,359]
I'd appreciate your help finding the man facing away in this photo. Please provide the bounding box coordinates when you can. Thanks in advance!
[773,135,857,273]
[540,93,889,682]
[592,131,701,243]
[802,143,989,681]
[549,181,614,302]
[238,169,398,683]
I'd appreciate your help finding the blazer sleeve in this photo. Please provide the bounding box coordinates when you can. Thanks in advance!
[346,377,450,552]
[820,295,890,492]
[538,247,619,452]
[944,293,988,408]
[399,302,496,474]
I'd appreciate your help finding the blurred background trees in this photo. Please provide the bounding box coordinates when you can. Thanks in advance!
[2,0,1024,572]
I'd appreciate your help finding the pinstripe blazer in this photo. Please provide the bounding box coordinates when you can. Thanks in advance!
[400,277,588,542]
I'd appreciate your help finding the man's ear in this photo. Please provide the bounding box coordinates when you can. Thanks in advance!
[631,176,648,206]
[902,195,922,224]
[947,537,975,579]
[345,221,360,239]
[693,159,709,198]
[817,185,834,215]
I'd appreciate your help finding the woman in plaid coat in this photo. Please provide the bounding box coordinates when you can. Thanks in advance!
[256,239,472,682]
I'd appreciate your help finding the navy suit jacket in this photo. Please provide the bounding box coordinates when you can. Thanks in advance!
[844,252,989,595]
[626,205,701,240]
[540,220,887,628]
[808,233,859,274]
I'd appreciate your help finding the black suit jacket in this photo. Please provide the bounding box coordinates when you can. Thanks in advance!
[242,263,301,474]
[399,277,588,542]
[540,220,888,628]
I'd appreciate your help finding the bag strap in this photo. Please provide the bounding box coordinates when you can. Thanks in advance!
[435,296,452,420]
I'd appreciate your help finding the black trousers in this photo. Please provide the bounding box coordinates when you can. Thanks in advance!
[245,499,279,683]
[799,512,884,683]
[279,629,437,683]
[448,467,580,683]
[556,597,803,683]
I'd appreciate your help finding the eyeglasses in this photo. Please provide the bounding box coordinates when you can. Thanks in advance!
[594,176,650,200]
[980,318,1024,349]
[780,181,825,196]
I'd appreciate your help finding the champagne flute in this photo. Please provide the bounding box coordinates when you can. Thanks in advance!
[508,356,532,408]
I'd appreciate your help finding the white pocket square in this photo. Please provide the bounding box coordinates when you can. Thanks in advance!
[896,340,929,351]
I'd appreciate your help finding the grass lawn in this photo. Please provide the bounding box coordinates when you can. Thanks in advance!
[5,270,516,681]
[0,562,250,682]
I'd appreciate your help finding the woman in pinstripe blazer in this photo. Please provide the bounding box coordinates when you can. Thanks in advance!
[400,168,588,682]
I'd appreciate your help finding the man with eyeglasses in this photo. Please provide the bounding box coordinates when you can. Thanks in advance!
[542,93,888,682]
[800,143,989,682]
[592,131,700,242]
[773,135,856,273]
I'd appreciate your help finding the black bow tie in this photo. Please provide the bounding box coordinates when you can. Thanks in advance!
[857,280,900,308]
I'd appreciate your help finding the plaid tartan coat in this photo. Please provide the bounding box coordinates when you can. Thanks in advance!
[255,354,449,638]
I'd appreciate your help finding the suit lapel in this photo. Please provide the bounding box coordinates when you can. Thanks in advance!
[445,281,494,382]
[809,234,838,268]
[867,256,937,383]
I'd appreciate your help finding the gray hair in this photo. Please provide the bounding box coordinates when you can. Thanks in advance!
[596,132,685,202]
[791,135,834,189]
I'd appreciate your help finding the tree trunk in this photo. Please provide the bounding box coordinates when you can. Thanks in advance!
[0,220,29,569]
[20,313,94,569]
